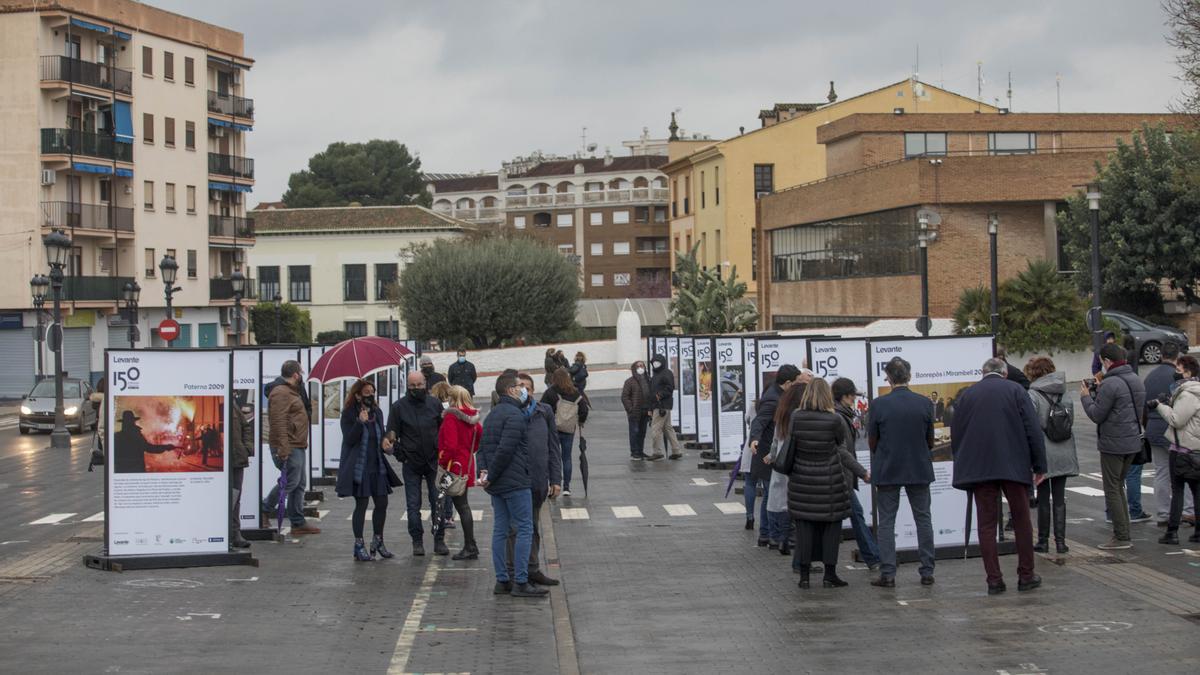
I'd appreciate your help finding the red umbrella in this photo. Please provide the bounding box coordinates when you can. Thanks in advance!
[307,336,413,384]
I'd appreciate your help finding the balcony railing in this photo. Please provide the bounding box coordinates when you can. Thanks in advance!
[208,153,255,179]
[447,206,501,221]
[207,90,254,119]
[40,55,132,94]
[60,276,133,302]
[41,201,133,232]
[507,195,528,208]
[210,277,258,301]
[41,128,132,162]
[208,215,255,239]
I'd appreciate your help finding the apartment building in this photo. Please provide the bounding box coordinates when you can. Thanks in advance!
[755,112,1188,330]
[0,0,256,395]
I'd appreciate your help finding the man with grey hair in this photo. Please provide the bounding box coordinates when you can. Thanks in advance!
[951,358,1047,594]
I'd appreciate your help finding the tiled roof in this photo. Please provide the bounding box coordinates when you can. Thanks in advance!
[429,174,499,193]
[758,102,823,119]
[251,205,473,234]
[509,155,668,179]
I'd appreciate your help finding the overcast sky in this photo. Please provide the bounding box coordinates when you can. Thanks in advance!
[151,0,1183,202]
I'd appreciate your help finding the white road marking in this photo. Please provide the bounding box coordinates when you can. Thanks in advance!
[387,562,440,674]
[559,508,589,520]
[691,478,717,486]
[472,509,483,521]
[1066,486,1106,497]
[1140,486,1154,495]
[611,506,643,519]
[82,512,105,522]
[714,502,744,515]
[317,509,330,520]
[226,576,258,582]
[28,513,76,525]
[664,504,696,517]
[398,510,432,522]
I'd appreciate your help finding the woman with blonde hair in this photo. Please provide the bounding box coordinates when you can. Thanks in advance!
[336,378,399,561]
[437,385,481,559]
[430,381,453,406]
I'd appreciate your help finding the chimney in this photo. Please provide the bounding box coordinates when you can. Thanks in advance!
[668,111,679,141]
[603,148,613,167]
[827,80,838,103]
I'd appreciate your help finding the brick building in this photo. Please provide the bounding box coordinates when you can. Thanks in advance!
[756,112,1188,330]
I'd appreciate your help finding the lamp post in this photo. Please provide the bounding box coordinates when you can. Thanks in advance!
[273,292,282,344]
[987,213,1000,335]
[159,255,180,321]
[1086,183,1104,353]
[42,229,72,450]
[230,270,245,346]
[917,213,930,337]
[30,274,49,379]
[122,280,140,349]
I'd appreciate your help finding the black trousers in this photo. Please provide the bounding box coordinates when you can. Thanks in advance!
[351,494,389,539]
[449,492,476,548]
[1036,475,1068,543]
[1168,454,1200,534]
[795,519,840,566]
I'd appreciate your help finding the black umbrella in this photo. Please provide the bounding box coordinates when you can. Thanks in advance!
[578,433,589,497]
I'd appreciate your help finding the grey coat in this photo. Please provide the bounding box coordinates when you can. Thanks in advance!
[1080,364,1146,455]
[1028,373,1080,479]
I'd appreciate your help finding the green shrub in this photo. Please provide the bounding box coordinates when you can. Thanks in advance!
[953,260,1090,354]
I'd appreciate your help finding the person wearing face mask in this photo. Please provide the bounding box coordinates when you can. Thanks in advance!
[387,370,447,556]
[447,349,478,396]
[438,385,482,560]
[337,379,400,561]
[648,354,682,460]
[419,355,446,388]
[569,352,589,392]
[620,361,653,460]
[263,360,320,534]
[506,373,562,586]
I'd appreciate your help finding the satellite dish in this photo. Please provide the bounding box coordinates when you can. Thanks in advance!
[916,208,942,226]
[587,143,597,152]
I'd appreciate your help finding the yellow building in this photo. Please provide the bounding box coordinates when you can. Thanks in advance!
[663,80,996,292]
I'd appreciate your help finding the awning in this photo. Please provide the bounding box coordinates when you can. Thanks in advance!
[209,181,253,193]
[208,117,252,132]
[114,101,133,143]
[114,30,132,41]
[206,55,251,70]
[575,298,673,328]
[70,18,109,34]
[115,168,133,178]
[73,162,113,175]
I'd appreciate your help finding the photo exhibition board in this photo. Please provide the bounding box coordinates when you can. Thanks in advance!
[714,337,747,462]
[667,337,681,428]
[807,337,873,524]
[679,338,697,436]
[233,349,262,528]
[695,338,714,444]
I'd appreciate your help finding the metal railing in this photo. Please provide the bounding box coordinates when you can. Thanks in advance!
[208,152,255,179]
[41,201,133,232]
[210,277,258,301]
[207,90,254,118]
[60,276,134,301]
[40,55,132,94]
[41,128,132,162]
[208,215,255,238]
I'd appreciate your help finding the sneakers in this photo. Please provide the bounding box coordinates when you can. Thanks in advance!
[668,453,683,460]
[645,453,665,461]
[1130,512,1153,523]
[1017,575,1042,592]
[631,453,646,461]
[1097,538,1132,550]
[230,536,251,549]
[511,582,549,598]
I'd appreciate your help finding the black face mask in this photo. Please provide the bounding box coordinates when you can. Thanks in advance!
[652,361,664,371]
[408,388,426,401]
[361,395,376,408]
[421,366,434,374]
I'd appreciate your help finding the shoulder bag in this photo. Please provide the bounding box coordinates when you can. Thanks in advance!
[1118,376,1153,465]
[436,425,475,497]
[1170,427,1200,481]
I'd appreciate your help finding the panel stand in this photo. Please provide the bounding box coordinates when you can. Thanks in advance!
[84,550,256,572]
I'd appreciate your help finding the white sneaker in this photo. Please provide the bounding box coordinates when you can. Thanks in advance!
[562,489,571,497]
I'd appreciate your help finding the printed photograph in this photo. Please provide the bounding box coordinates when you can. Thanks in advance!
[718,365,745,413]
[698,362,713,402]
[681,354,696,396]
[112,395,225,473]
[877,380,974,462]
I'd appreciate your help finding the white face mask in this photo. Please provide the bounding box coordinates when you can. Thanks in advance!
[636,367,645,375]
[442,401,450,409]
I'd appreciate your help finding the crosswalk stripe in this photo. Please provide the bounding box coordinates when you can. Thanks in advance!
[82,512,105,522]
[714,502,744,515]
[1067,486,1106,497]
[398,510,432,522]
[559,508,589,520]
[28,513,76,525]
[317,509,330,520]
[664,504,696,517]
[472,509,484,521]
[611,506,643,519]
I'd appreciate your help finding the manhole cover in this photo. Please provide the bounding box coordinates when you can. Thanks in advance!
[123,578,204,589]
[1038,621,1132,634]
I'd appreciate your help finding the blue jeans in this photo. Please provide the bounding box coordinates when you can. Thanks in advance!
[264,448,306,527]
[401,463,438,541]
[850,491,880,566]
[491,489,533,584]
[743,476,770,538]
[768,510,790,545]
[876,484,935,579]
[628,414,649,457]
[559,431,575,491]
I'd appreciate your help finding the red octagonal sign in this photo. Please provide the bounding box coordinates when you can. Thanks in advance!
[158,318,181,342]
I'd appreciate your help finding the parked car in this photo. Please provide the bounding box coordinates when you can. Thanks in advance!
[19,378,98,435]
[1103,310,1190,364]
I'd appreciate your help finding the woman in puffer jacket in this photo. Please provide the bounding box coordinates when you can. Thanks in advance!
[1025,357,1080,554]
[786,378,850,590]
[438,385,482,560]
[1150,354,1200,545]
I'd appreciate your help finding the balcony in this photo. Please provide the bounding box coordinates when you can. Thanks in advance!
[40,201,133,232]
[208,215,255,239]
[40,55,132,95]
[41,128,132,163]
[210,277,258,301]
[208,153,255,179]
[448,206,501,221]
[207,90,254,119]
[60,276,134,302]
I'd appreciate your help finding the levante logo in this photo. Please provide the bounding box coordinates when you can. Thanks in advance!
[112,365,141,392]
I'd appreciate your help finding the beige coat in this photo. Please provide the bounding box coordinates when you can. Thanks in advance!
[1158,380,1200,451]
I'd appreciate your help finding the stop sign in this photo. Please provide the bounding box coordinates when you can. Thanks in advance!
[158,318,181,342]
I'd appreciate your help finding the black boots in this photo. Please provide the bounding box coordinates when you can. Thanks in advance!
[433,537,450,556]
[823,569,848,588]
[412,539,425,556]
[452,543,479,560]
[1037,496,1068,553]
[798,564,810,589]
[371,535,393,559]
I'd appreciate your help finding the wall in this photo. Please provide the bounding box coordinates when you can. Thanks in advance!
[0,12,42,310]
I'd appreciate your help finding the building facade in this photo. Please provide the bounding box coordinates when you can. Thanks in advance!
[756,112,1187,330]
[0,0,255,395]
[246,205,471,340]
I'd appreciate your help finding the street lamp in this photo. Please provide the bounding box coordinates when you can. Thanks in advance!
[230,270,245,346]
[30,274,49,379]
[987,213,1000,336]
[917,213,930,337]
[122,280,140,349]
[273,292,282,344]
[1086,183,1104,353]
[159,254,180,319]
[42,229,72,449]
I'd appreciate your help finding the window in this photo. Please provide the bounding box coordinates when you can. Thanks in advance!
[770,207,921,282]
[165,182,176,212]
[186,249,197,278]
[614,273,631,287]
[184,56,194,85]
[556,213,572,227]
[988,132,1036,155]
[164,117,175,146]
[754,164,774,196]
[166,248,176,261]
[904,132,947,158]
[637,237,669,254]
[613,242,631,256]
[533,212,552,227]
[343,264,367,301]
[684,176,691,214]
[143,180,154,209]
[185,121,195,150]
[715,166,720,205]
[701,170,706,208]
[141,46,152,75]
[186,185,196,213]
[654,206,668,223]
[613,210,630,225]
[513,215,526,229]
[258,266,280,301]
[163,51,174,81]
[752,232,758,281]
[590,212,603,226]
[591,273,604,287]
[143,113,154,143]
[557,244,575,256]
[672,179,678,217]
[344,321,367,338]
[375,263,398,301]
[288,265,311,302]
[376,320,399,339]
[635,206,650,223]
[590,243,603,256]
[144,248,156,277]
[99,179,111,203]
[68,246,82,277]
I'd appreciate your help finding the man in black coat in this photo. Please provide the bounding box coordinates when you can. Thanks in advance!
[648,354,681,460]
[447,349,478,395]
[387,370,446,556]
[505,373,563,587]
[745,364,801,544]
[418,355,446,388]
[952,358,1048,595]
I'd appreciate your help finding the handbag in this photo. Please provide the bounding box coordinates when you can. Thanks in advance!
[436,425,476,498]
[1118,376,1153,465]
[1170,428,1200,481]
[87,428,105,473]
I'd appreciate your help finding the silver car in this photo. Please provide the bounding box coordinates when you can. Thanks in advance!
[19,378,98,435]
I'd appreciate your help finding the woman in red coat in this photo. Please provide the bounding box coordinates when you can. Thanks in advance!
[438,385,481,560]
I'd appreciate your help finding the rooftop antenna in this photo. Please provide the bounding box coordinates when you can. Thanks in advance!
[976,61,984,112]
[580,126,588,157]
[939,48,944,88]
[1056,73,1062,113]
[1006,71,1012,110]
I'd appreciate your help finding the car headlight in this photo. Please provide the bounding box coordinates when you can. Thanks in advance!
[20,405,32,415]
[63,406,78,416]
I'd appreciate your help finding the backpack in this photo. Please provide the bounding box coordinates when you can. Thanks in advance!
[1037,391,1073,443]
[555,395,580,433]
